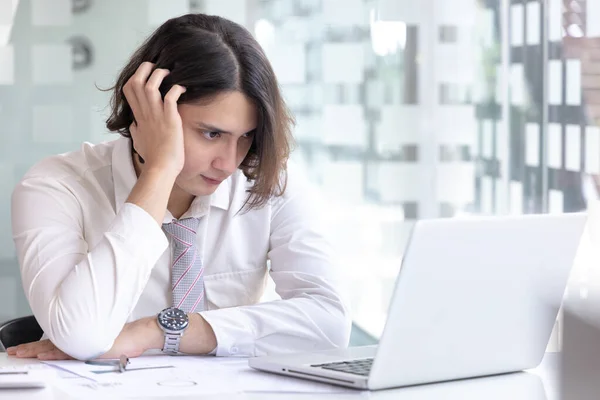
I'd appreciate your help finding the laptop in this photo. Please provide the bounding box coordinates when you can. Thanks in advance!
[249,213,587,390]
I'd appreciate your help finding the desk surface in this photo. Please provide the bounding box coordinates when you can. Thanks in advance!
[0,352,565,400]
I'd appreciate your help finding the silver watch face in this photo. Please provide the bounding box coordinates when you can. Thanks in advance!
[158,307,189,331]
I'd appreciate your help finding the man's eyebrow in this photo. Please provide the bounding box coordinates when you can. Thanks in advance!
[196,122,230,134]
[196,122,256,136]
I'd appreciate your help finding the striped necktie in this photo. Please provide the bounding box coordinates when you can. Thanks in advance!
[162,218,205,312]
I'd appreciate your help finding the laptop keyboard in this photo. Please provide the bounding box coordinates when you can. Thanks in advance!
[311,358,373,376]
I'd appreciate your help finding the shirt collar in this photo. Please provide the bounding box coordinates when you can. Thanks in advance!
[111,137,231,217]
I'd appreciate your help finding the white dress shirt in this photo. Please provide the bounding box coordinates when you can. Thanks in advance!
[11,137,351,360]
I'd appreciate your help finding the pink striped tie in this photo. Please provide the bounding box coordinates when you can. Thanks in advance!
[162,218,205,312]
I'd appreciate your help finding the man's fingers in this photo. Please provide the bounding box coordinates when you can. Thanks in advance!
[13,340,54,358]
[164,84,187,116]
[145,68,171,114]
[129,122,137,138]
[129,122,139,150]
[128,61,155,117]
[145,68,170,93]
[123,82,141,122]
[37,349,72,361]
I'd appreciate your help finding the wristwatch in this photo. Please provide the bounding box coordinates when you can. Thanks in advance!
[157,307,189,355]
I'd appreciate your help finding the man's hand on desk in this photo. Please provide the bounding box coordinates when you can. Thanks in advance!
[6,316,162,361]
[6,338,73,360]
[6,313,217,360]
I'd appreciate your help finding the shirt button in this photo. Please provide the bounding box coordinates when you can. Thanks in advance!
[230,346,239,355]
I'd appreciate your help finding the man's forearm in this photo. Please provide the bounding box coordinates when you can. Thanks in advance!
[126,167,178,225]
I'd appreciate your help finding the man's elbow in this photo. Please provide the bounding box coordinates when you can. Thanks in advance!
[46,325,113,361]
[37,297,118,360]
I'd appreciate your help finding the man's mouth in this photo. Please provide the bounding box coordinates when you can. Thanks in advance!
[201,175,223,185]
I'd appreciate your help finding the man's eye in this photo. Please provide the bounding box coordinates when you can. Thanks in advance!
[202,131,221,140]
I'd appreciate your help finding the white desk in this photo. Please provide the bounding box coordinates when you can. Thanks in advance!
[0,352,563,400]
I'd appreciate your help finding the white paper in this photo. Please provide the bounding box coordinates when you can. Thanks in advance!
[548,60,562,105]
[526,123,540,167]
[43,356,176,382]
[547,123,562,169]
[565,124,582,171]
[566,59,581,105]
[526,1,540,45]
[45,355,354,397]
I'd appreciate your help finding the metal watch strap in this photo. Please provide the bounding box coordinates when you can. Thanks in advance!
[163,331,183,355]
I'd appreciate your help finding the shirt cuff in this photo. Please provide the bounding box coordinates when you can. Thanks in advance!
[199,309,254,357]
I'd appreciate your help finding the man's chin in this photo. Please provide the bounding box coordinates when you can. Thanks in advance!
[183,184,219,198]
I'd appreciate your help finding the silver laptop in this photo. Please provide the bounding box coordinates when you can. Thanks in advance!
[249,213,587,390]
